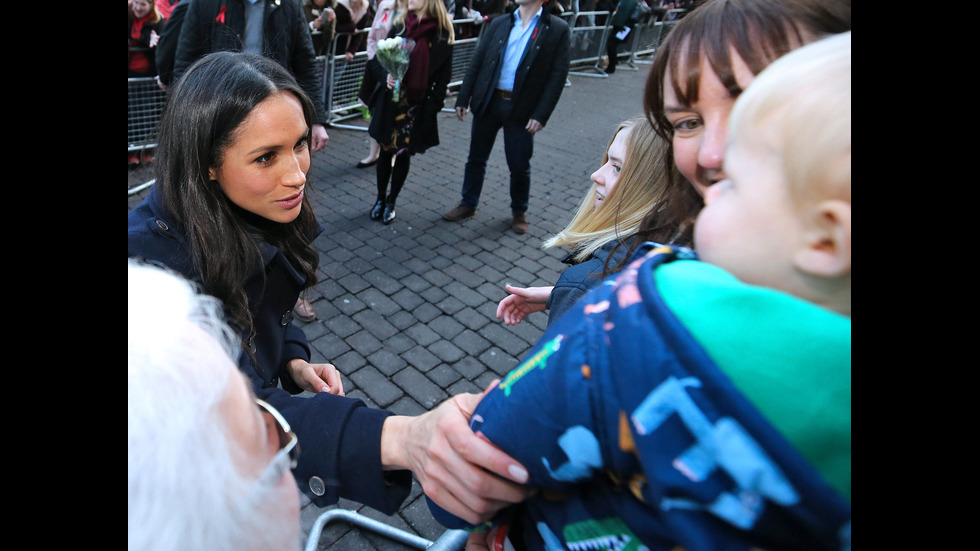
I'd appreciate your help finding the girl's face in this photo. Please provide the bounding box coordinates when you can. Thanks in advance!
[408,0,424,13]
[132,0,153,18]
[662,50,756,196]
[209,92,311,224]
[591,126,630,210]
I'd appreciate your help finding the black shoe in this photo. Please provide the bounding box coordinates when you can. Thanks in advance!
[370,200,384,220]
[604,67,616,74]
[382,203,396,225]
[357,158,378,168]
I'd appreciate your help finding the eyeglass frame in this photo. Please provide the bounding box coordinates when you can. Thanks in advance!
[255,398,300,483]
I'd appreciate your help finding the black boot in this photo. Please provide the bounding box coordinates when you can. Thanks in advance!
[370,200,384,221]
[382,202,396,225]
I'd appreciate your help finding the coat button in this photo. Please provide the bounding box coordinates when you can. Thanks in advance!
[281,309,293,326]
[155,219,169,231]
[309,476,326,496]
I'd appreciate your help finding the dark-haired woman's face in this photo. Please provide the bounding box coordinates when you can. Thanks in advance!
[663,51,756,197]
[208,92,311,224]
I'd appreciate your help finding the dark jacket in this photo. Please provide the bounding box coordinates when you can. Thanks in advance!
[609,0,638,28]
[128,188,412,511]
[546,238,632,326]
[155,0,192,86]
[172,0,328,124]
[455,6,569,126]
[366,24,453,154]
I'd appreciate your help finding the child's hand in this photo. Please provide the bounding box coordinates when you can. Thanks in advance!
[495,285,551,325]
[287,358,345,395]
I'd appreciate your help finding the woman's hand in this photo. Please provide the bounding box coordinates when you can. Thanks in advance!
[379,383,532,525]
[386,73,396,89]
[495,285,552,325]
[287,358,345,395]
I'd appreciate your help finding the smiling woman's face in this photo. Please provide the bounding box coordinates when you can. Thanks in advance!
[209,91,311,224]
[662,50,757,197]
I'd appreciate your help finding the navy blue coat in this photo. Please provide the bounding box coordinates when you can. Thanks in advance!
[128,188,411,511]
[546,239,633,327]
[455,7,570,126]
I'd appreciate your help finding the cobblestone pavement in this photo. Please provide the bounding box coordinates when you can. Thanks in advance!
[128,59,652,550]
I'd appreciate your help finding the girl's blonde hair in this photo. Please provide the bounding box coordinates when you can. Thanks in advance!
[396,0,456,43]
[544,116,671,263]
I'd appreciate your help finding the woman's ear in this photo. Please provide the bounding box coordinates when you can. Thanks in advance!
[793,199,850,278]
[208,167,218,182]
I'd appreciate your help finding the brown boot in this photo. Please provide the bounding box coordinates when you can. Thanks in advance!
[443,204,476,221]
[512,211,528,234]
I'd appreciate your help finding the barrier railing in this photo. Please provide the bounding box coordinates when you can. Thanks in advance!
[127,11,682,164]
[128,76,167,152]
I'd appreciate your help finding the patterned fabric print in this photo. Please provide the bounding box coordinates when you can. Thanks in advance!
[380,99,417,155]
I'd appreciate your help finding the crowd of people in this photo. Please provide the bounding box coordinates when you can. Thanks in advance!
[128,0,850,549]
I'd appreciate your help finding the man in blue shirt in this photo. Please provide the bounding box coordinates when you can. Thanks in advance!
[444,0,570,234]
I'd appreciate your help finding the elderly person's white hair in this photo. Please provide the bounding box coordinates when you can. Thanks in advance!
[128,259,296,551]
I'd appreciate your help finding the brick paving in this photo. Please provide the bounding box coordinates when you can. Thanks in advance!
[128,59,653,550]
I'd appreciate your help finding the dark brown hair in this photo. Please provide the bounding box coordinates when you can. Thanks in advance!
[629,0,850,255]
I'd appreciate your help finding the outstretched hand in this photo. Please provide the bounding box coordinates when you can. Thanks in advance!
[496,284,552,325]
[379,382,532,526]
[287,358,345,395]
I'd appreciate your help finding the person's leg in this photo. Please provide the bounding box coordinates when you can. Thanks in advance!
[501,113,533,215]
[359,139,381,167]
[605,34,620,73]
[382,153,411,224]
[460,102,505,209]
[387,155,411,202]
[372,148,394,220]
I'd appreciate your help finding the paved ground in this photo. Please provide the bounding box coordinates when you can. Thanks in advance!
[128,58,653,550]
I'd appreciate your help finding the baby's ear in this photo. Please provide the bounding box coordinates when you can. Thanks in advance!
[793,199,850,278]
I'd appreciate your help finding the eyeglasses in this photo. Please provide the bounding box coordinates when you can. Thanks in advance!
[255,399,300,483]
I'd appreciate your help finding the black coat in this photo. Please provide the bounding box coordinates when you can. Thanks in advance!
[128,188,412,511]
[366,25,453,154]
[455,8,569,126]
[155,0,192,86]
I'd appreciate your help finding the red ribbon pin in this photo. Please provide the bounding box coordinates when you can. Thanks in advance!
[532,27,538,40]
[216,5,226,23]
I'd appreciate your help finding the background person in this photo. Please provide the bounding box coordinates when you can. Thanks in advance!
[443,0,570,234]
[355,0,410,169]
[366,0,455,225]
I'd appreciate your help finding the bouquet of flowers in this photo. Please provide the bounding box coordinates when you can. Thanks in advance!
[374,36,416,103]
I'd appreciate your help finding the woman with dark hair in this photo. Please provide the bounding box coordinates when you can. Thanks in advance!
[626,0,850,255]
[129,51,532,525]
[365,0,454,224]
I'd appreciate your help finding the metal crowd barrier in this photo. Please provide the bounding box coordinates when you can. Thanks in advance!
[128,76,167,153]
[304,509,469,551]
[126,10,683,190]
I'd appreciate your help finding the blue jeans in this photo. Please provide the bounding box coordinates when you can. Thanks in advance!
[460,95,533,213]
